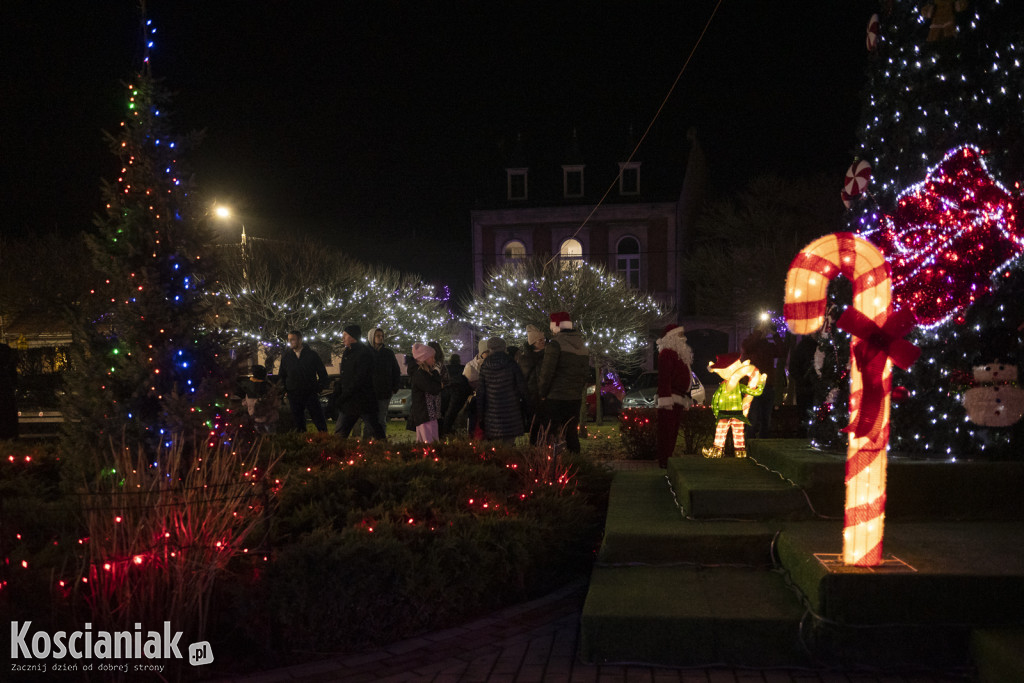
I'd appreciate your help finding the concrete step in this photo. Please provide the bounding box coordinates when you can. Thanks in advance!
[598,469,779,567]
[585,464,1024,671]
[580,565,808,667]
[667,457,814,520]
[972,628,1024,683]
[777,520,1024,625]
[749,440,1024,520]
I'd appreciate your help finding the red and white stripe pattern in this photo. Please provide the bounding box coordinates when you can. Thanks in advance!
[841,160,872,208]
[866,13,880,52]
[713,418,746,453]
[784,232,893,566]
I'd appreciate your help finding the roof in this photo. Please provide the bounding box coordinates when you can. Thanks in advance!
[474,125,696,209]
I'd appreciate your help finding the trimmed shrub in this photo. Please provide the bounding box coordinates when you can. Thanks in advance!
[619,408,657,460]
[225,439,608,656]
[679,405,717,454]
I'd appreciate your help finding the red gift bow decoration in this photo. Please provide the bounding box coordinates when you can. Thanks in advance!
[868,145,1023,327]
[836,307,921,438]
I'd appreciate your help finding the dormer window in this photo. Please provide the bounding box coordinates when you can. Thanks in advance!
[507,168,528,201]
[618,162,640,196]
[562,165,584,199]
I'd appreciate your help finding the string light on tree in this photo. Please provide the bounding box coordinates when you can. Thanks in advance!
[464,258,665,372]
[61,12,240,463]
[813,0,1024,460]
[212,238,458,361]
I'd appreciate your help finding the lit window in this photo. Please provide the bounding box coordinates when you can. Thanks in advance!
[616,236,640,287]
[503,240,526,261]
[563,165,584,198]
[507,168,528,200]
[618,162,640,195]
[559,238,583,270]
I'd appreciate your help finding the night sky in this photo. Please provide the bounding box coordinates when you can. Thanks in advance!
[1,1,875,292]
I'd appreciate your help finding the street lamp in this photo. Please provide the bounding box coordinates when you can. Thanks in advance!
[213,205,248,280]
[213,205,247,247]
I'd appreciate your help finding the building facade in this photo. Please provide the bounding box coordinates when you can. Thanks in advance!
[469,127,744,378]
[471,127,706,312]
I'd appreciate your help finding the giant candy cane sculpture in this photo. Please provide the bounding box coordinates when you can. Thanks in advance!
[784,233,920,566]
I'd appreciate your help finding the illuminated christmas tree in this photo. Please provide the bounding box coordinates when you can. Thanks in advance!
[819,1,1024,458]
[62,17,239,466]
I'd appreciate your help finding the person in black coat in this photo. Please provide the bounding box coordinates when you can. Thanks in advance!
[242,364,280,433]
[788,333,818,437]
[364,327,401,438]
[427,341,454,436]
[333,324,386,439]
[518,325,546,445]
[477,337,529,443]
[277,330,329,432]
[409,342,443,443]
[441,352,469,435]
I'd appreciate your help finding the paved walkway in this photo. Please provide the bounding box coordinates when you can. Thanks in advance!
[214,579,972,683]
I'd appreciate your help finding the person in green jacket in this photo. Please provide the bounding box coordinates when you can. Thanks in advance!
[537,311,590,453]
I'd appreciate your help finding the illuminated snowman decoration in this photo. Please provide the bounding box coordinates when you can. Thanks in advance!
[962,364,1024,427]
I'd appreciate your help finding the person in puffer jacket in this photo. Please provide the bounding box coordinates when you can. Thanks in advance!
[476,337,529,443]
[537,311,590,453]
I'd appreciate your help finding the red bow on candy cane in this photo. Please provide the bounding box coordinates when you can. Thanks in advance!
[836,307,921,438]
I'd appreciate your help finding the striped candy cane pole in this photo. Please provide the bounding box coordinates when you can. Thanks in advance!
[783,232,915,566]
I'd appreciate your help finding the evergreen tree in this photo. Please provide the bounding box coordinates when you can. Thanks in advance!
[822,1,1024,458]
[62,16,240,467]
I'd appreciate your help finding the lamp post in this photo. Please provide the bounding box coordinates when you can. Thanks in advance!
[214,205,247,281]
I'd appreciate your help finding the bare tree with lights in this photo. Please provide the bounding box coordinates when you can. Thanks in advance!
[214,238,456,369]
[463,258,666,405]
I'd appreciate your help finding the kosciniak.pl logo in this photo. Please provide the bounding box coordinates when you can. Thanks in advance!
[9,621,213,673]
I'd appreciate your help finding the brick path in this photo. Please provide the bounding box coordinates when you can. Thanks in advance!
[214,579,972,683]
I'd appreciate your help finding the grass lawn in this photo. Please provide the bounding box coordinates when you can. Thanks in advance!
[317,417,629,457]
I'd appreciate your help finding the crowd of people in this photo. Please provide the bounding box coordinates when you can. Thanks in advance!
[241,314,814,460]
[242,311,595,452]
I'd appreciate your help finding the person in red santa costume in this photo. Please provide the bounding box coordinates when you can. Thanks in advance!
[655,324,694,468]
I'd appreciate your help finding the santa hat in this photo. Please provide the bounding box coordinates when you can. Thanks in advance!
[412,342,435,363]
[526,324,544,345]
[708,353,741,371]
[549,311,573,334]
[660,324,687,340]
